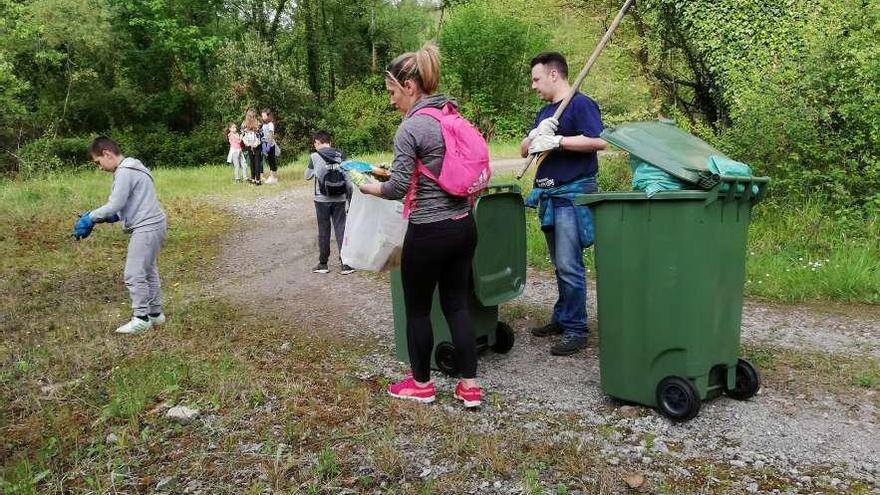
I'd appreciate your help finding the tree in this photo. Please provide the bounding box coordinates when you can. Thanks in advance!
[112,0,225,130]
[440,0,548,138]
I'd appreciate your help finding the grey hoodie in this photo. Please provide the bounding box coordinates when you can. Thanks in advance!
[90,157,167,233]
[380,94,470,224]
[305,147,349,203]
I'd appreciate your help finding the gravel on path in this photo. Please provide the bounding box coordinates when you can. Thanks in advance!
[213,183,880,486]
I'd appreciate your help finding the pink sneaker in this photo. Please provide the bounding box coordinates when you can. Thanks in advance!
[454,381,482,408]
[388,376,436,404]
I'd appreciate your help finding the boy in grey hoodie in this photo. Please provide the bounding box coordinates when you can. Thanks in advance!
[304,130,354,275]
[74,136,168,335]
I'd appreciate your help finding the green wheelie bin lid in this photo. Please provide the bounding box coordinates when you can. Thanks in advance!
[601,120,727,190]
[471,183,527,307]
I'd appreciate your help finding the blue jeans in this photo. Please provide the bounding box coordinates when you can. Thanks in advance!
[544,198,592,339]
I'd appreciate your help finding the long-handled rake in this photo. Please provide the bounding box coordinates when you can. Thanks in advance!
[516,0,636,180]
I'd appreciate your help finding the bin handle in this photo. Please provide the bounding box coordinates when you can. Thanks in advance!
[704,175,770,206]
[485,182,522,195]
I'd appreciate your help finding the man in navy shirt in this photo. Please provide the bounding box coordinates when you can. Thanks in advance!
[520,52,607,356]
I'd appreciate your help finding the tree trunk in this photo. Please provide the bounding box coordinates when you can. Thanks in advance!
[629,5,662,102]
[672,24,723,127]
[268,0,287,40]
[302,0,322,102]
[320,0,336,100]
[58,51,72,139]
[370,0,378,73]
[257,0,268,38]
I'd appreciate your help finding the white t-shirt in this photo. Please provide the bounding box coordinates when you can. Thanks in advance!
[261,122,275,146]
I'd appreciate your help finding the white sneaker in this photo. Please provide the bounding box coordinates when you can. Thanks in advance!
[266,176,278,184]
[149,313,166,327]
[115,317,152,335]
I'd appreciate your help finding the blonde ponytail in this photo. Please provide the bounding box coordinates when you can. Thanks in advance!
[414,43,440,94]
[386,42,441,95]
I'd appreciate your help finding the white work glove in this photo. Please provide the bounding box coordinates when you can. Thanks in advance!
[527,117,559,140]
[528,134,563,154]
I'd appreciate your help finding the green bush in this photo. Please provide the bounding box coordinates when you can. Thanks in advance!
[209,39,317,156]
[713,7,880,212]
[14,123,255,173]
[109,124,225,168]
[440,1,549,139]
[17,134,92,178]
[17,139,65,179]
[638,0,880,211]
[320,78,399,154]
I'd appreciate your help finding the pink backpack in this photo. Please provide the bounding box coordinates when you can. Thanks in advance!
[403,103,491,218]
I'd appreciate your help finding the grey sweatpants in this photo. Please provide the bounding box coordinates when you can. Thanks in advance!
[125,225,166,317]
[315,201,346,265]
[229,149,247,180]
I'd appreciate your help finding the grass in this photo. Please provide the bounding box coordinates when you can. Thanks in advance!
[742,344,880,406]
[488,140,525,159]
[0,163,294,493]
[746,198,880,303]
[1,162,878,493]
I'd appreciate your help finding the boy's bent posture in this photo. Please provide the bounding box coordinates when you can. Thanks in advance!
[74,137,168,334]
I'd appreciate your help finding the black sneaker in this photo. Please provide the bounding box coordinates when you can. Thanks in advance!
[531,321,563,337]
[340,264,355,275]
[551,336,587,356]
[312,263,329,274]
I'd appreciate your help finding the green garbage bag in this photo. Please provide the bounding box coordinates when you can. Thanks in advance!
[631,156,686,197]
[708,155,759,195]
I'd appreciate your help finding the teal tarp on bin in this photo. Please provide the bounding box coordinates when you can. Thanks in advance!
[630,156,685,197]
[708,155,759,195]
[602,120,727,190]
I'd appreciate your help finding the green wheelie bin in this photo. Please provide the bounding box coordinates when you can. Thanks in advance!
[577,121,770,422]
[391,183,527,375]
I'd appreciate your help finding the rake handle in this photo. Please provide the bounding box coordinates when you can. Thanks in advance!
[516,0,636,180]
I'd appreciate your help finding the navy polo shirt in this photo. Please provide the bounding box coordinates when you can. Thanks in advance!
[531,92,603,188]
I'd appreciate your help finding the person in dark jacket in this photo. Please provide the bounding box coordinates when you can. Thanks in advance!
[304,130,354,275]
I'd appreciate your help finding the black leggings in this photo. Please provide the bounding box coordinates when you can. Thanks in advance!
[246,146,262,181]
[265,145,278,172]
[401,214,478,382]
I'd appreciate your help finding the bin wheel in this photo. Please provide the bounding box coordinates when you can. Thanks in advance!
[435,342,458,376]
[491,321,515,354]
[656,376,701,422]
[724,358,761,400]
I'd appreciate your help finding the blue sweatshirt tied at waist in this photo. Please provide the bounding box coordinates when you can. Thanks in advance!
[525,177,597,248]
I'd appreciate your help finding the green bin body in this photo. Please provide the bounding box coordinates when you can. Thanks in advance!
[579,121,769,418]
[391,184,527,373]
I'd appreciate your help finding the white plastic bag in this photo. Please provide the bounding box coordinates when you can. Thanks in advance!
[341,188,408,271]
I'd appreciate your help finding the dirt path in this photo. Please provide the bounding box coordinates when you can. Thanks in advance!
[213,182,880,488]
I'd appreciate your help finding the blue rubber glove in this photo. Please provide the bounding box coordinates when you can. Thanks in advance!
[91,213,120,224]
[73,212,94,240]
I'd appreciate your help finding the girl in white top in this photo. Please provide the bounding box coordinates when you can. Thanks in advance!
[261,109,279,183]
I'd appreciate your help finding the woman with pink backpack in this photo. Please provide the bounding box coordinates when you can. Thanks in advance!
[359,42,490,409]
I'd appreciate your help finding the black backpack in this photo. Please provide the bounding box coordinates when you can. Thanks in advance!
[319,158,347,197]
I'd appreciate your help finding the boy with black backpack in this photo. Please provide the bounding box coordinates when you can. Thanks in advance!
[305,130,354,274]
